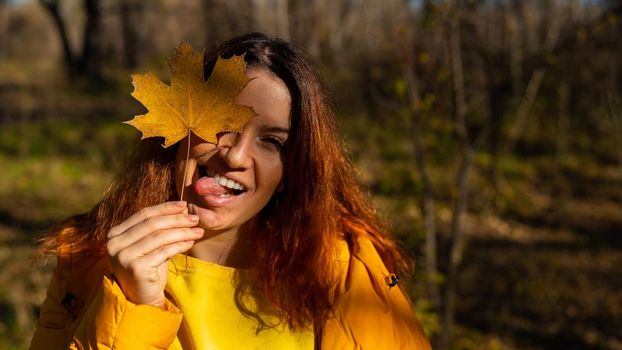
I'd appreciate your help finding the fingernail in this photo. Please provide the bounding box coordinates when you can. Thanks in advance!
[176,201,187,208]
[192,228,204,234]
[188,215,199,221]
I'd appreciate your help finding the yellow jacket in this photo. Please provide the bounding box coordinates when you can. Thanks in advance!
[30,236,431,349]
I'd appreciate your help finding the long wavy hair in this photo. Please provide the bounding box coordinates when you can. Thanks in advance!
[37,32,410,332]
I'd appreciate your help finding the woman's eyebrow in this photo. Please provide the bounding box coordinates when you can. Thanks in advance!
[260,126,290,134]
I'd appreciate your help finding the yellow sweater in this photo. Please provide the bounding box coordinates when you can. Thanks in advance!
[165,254,314,349]
[30,236,431,349]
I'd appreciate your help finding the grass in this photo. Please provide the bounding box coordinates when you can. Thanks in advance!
[0,117,130,349]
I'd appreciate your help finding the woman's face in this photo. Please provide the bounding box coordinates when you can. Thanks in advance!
[175,68,291,232]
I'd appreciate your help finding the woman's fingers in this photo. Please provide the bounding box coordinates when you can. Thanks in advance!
[107,201,188,239]
[113,240,195,306]
[105,202,200,307]
[133,240,196,274]
[115,227,204,265]
[107,212,199,256]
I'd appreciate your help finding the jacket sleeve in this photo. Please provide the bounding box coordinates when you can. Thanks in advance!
[70,275,183,350]
[30,263,71,349]
[321,237,432,350]
[31,252,183,350]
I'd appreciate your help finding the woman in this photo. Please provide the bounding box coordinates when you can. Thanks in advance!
[30,33,431,349]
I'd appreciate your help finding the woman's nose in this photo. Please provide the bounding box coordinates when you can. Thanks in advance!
[217,132,252,170]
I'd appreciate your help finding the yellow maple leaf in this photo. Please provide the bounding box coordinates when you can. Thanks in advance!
[125,42,256,147]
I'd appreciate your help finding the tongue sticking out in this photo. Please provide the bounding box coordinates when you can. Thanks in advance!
[194,176,236,197]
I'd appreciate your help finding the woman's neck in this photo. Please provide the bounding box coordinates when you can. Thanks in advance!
[186,223,255,268]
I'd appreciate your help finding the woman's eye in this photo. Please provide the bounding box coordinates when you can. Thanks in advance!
[261,137,284,150]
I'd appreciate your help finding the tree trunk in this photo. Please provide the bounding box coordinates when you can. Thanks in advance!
[0,0,8,59]
[553,81,570,227]
[505,0,563,154]
[509,0,524,100]
[120,0,141,69]
[606,90,622,172]
[39,0,77,75]
[396,0,441,331]
[441,3,474,348]
[403,61,441,315]
[80,0,102,82]
[504,67,545,154]
[39,0,102,81]
[202,0,215,45]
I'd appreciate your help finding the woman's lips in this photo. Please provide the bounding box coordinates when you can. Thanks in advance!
[193,176,244,207]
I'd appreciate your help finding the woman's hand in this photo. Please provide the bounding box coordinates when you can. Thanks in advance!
[106,201,204,308]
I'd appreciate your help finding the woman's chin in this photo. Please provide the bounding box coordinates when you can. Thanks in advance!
[188,202,234,232]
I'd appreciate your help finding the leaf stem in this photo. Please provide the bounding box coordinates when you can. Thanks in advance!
[180,130,191,201]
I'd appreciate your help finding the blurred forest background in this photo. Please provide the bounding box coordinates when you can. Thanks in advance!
[0,0,621,349]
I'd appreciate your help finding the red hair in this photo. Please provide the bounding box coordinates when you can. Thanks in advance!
[37,33,410,332]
